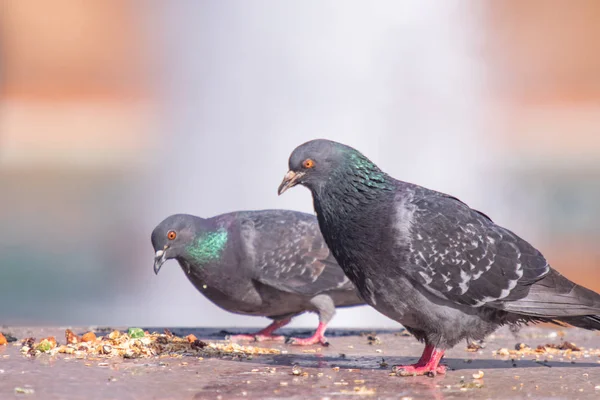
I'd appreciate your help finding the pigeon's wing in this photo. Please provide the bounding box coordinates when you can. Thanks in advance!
[400,191,551,308]
[238,214,354,296]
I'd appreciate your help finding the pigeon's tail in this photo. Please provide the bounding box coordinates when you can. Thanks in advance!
[504,269,600,330]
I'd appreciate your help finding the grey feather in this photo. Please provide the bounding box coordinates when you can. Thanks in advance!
[282,139,600,350]
[151,210,364,328]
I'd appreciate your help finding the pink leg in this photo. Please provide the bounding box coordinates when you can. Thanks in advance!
[392,345,447,377]
[228,317,291,342]
[286,322,329,346]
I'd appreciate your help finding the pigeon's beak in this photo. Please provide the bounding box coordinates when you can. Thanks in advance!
[153,249,168,275]
[278,171,304,195]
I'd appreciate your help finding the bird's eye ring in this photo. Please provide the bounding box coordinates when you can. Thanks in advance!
[167,230,177,240]
[302,159,315,169]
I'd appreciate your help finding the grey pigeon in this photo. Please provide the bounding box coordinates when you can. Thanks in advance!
[151,210,364,345]
[278,139,600,375]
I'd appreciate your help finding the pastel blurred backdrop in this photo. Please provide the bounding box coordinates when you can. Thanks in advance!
[1,0,599,328]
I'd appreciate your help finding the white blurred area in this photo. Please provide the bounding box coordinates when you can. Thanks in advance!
[139,0,488,328]
[1,1,599,328]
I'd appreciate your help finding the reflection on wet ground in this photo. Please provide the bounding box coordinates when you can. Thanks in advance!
[1,326,600,399]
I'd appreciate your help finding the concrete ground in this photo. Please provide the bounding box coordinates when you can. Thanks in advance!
[1,326,600,399]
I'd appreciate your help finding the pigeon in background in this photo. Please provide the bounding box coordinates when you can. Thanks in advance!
[151,210,365,345]
[279,139,600,375]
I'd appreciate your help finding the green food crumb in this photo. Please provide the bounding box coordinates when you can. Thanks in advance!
[460,382,485,389]
[36,341,52,353]
[128,328,145,338]
[14,387,35,395]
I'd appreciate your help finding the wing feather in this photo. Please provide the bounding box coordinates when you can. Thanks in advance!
[238,211,354,296]
[401,192,550,308]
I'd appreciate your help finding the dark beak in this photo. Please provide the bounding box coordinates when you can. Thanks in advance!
[153,249,168,275]
[278,171,304,195]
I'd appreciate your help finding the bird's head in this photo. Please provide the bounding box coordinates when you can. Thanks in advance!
[278,139,388,195]
[151,214,203,275]
[277,139,342,195]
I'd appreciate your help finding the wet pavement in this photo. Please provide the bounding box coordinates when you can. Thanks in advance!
[1,326,600,399]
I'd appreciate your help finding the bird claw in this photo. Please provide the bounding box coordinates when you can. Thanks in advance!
[285,336,329,346]
[253,334,286,343]
[227,334,285,343]
[392,364,447,377]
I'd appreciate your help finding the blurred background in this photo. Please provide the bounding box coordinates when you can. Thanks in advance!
[1,0,599,328]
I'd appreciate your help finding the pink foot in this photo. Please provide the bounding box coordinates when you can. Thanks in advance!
[286,322,329,346]
[228,333,285,342]
[286,335,329,346]
[392,363,447,377]
[226,317,291,343]
[392,345,447,377]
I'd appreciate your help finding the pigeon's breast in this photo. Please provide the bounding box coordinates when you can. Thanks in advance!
[178,260,264,315]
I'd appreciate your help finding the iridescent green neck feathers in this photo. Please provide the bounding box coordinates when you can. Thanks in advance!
[186,228,229,264]
[346,151,393,190]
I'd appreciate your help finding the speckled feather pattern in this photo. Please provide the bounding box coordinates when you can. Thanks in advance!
[290,140,600,348]
[236,211,355,296]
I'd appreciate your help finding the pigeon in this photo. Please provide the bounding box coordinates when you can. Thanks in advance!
[278,139,600,375]
[151,210,364,345]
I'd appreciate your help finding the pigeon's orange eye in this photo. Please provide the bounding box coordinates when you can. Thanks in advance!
[167,231,177,240]
[302,159,315,169]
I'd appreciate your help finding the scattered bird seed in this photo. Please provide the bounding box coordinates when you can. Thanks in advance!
[472,371,484,379]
